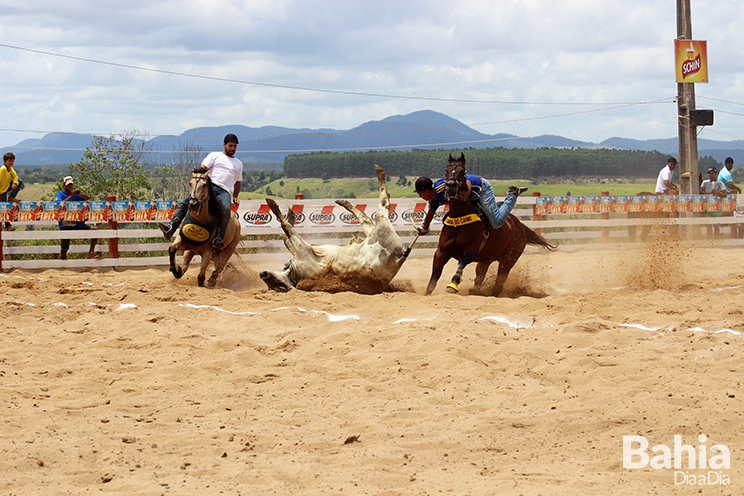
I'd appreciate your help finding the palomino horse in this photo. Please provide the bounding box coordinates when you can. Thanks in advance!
[166,169,241,287]
[425,160,556,296]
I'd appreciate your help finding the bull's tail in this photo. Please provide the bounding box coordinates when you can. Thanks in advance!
[524,225,557,251]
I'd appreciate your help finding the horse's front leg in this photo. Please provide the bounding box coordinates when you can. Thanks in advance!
[425,250,449,295]
[169,244,183,279]
[198,250,213,287]
[446,251,476,293]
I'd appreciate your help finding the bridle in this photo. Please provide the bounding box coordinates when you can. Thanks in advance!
[445,162,469,202]
[188,170,211,217]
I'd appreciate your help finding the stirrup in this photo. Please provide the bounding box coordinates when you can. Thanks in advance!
[159,222,176,241]
[212,235,224,249]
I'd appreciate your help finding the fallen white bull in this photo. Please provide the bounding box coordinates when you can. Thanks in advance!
[260,165,414,293]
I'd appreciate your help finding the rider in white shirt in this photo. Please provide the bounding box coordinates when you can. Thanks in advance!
[160,133,243,249]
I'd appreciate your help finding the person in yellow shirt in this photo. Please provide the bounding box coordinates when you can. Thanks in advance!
[0,153,24,230]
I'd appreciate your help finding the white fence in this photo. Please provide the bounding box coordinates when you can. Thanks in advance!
[2,197,744,271]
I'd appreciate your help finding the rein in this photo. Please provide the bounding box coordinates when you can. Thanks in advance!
[189,172,211,217]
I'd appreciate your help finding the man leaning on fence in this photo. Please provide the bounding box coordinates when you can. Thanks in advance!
[56,176,102,260]
[700,166,727,238]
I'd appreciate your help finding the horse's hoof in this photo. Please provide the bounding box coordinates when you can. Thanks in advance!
[208,277,217,287]
[172,268,183,279]
[446,282,460,293]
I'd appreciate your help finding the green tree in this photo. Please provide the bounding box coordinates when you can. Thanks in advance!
[68,132,153,200]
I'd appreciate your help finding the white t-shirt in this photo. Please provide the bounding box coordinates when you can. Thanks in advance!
[655,165,674,193]
[201,152,243,194]
[700,179,726,195]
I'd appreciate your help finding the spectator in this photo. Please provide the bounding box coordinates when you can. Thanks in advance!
[717,157,742,194]
[655,157,678,194]
[0,152,25,230]
[56,176,101,260]
[700,166,727,238]
[700,167,727,198]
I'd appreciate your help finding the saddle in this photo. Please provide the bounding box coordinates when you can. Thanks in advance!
[179,212,219,246]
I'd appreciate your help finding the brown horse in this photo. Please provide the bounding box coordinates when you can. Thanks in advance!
[425,160,556,296]
[166,170,241,287]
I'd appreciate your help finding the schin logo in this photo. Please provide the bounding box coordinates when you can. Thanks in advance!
[243,204,273,225]
[340,204,366,225]
[309,206,335,225]
[371,203,398,223]
[623,435,730,486]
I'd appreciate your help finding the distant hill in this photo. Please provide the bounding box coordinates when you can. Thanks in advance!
[3,109,744,167]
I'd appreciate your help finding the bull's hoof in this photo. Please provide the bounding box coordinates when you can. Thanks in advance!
[446,282,460,293]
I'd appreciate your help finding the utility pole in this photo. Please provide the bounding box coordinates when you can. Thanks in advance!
[677,0,699,195]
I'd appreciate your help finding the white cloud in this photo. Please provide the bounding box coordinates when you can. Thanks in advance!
[1,0,743,147]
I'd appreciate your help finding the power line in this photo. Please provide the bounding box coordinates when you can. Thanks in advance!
[697,95,744,107]
[1,42,674,107]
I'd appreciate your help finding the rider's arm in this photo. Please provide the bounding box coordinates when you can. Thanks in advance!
[420,204,437,234]
[233,181,241,202]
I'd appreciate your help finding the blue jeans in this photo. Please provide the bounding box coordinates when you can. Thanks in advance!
[211,185,232,237]
[478,178,516,229]
[0,179,24,202]
[172,184,231,236]
[0,179,23,227]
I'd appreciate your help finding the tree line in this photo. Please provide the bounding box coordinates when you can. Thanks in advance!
[284,147,725,180]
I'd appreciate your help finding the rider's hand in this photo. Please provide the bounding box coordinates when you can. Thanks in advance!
[417,226,429,236]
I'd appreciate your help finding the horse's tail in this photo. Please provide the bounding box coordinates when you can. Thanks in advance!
[524,225,558,251]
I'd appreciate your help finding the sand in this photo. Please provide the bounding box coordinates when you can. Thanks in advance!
[1,239,743,495]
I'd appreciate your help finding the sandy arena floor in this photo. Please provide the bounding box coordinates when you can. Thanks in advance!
[1,239,743,495]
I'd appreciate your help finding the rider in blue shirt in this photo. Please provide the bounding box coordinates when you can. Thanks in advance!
[414,174,527,234]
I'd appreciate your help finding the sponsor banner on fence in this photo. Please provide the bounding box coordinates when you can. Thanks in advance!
[0,195,739,228]
[89,201,109,222]
[17,201,41,222]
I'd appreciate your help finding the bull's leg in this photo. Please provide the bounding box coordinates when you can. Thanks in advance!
[473,260,492,292]
[425,250,449,295]
[266,198,316,260]
[446,251,475,294]
[374,165,391,225]
[336,199,375,237]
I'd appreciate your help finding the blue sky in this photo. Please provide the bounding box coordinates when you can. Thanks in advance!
[1,0,743,149]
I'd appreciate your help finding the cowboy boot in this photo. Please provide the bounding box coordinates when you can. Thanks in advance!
[158,216,182,241]
[508,186,529,197]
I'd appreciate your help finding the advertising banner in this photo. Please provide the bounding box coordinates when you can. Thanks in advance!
[675,40,708,83]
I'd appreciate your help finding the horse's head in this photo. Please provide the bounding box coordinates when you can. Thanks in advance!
[187,168,211,215]
[445,154,468,201]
